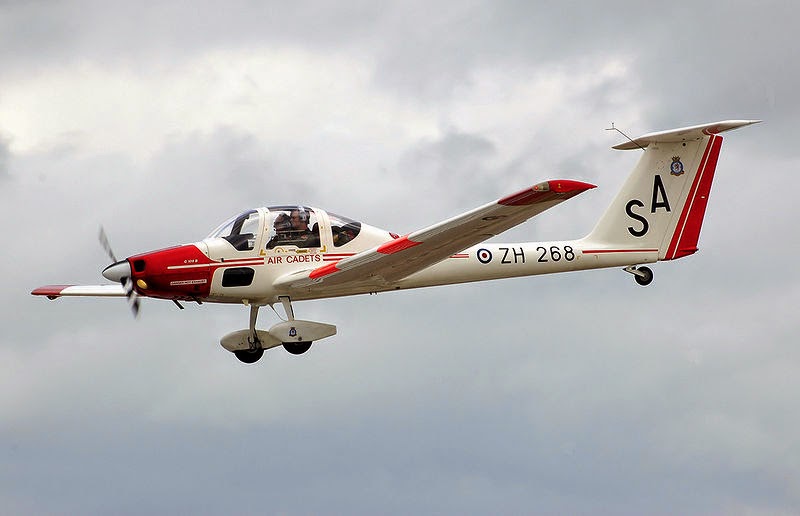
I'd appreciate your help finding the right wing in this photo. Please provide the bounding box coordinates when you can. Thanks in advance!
[274,179,595,294]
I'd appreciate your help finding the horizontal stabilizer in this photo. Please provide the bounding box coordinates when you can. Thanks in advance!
[613,120,761,150]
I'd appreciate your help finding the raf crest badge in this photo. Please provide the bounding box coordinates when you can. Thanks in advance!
[670,156,685,176]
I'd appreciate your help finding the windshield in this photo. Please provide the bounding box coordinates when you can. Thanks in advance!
[207,210,261,251]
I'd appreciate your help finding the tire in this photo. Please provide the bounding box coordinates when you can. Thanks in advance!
[234,348,264,364]
[634,266,653,286]
[283,341,313,355]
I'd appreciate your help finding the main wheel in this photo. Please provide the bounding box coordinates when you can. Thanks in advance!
[634,266,653,286]
[234,348,264,363]
[283,341,312,355]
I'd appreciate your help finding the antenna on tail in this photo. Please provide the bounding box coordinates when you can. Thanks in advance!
[606,123,646,151]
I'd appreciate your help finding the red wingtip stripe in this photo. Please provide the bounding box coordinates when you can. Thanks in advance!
[31,285,72,297]
[499,180,596,206]
[548,179,598,194]
[377,235,421,254]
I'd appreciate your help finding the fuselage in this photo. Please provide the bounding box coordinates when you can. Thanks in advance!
[120,205,654,306]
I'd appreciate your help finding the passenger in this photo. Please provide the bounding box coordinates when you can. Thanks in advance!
[333,225,357,246]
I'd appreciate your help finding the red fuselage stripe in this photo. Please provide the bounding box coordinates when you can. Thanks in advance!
[582,249,659,254]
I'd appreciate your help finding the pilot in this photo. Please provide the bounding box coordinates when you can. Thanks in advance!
[290,208,321,248]
[289,209,309,233]
[288,209,314,247]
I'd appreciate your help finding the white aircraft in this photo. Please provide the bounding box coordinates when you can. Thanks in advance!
[33,120,759,363]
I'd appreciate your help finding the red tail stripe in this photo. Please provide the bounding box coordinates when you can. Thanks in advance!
[665,135,723,260]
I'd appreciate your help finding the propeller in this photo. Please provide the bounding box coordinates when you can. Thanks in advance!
[99,226,140,317]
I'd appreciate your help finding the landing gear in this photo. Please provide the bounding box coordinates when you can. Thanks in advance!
[624,265,653,286]
[635,266,653,286]
[235,304,266,364]
[220,297,336,363]
[279,297,312,355]
[283,341,313,355]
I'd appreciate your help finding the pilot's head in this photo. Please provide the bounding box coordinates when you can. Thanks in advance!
[290,209,309,230]
[273,213,291,232]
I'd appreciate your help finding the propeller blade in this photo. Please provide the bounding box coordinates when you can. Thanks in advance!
[99,226,140,318]
[98,226,118,263]
[123,277,141,318]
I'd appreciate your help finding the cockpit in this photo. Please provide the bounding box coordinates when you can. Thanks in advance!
[206,206,367,254]
[207,209,261,251]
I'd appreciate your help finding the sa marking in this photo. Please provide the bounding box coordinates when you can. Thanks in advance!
[626,174,671,237]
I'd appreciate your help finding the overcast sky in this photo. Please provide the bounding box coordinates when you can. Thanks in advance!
[1,1,798,514]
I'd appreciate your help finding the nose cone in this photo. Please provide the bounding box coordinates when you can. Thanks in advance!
[103,260,131,283]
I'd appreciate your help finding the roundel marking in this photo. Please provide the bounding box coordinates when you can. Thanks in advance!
[477,248,493,264]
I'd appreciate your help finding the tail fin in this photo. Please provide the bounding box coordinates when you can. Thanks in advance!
[584,120,760,260]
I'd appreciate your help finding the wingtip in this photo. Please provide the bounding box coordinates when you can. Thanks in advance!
[31,285,72,299]
[547,179,597,193]
[498,180,596,206]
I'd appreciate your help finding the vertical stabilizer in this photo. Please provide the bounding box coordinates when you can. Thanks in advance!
[583,120,759,260]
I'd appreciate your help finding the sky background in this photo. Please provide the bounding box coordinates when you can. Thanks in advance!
[1,1,798,514]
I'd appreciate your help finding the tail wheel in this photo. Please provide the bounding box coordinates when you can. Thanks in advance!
[234,348,264,364]
[634,266,653,286]
[283,341,312,355]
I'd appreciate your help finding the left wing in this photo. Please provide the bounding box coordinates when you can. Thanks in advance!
[274,179,595,294]
[32,284,127,299]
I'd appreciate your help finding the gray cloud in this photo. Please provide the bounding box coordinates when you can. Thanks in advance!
[2,1,798,514]
[0,134,9,180]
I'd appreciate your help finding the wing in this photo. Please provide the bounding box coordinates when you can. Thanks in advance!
[274,179,595,294]
[32,284,127,299]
